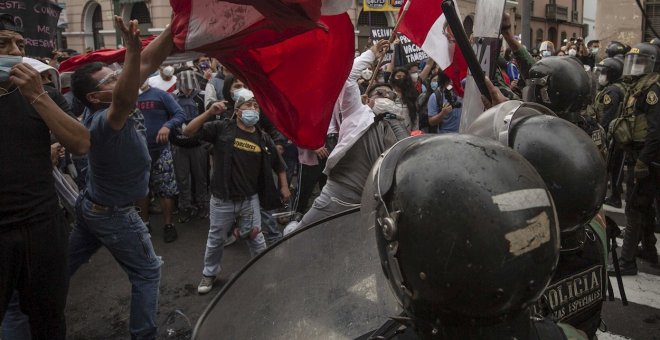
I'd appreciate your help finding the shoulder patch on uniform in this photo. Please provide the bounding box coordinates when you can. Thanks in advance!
[647,90,658,105]
[603,94,611,105]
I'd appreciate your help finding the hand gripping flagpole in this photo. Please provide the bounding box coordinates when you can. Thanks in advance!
[441,0,491,102]
[365,0,412,95]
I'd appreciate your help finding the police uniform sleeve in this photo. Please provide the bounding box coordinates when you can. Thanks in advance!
[639,83,660,166]
[599,86,622,130]
[513,47,536,80]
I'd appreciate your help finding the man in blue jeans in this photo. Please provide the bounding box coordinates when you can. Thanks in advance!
[66,17,175,340]
[184,89,290,294]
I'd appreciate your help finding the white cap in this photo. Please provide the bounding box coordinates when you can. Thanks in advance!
[234,88,255,108]
[162,66,175,77]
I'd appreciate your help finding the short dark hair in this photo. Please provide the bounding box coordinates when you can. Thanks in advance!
[0,13,22,34]
[587,40,599,47]
[72,62,106,108]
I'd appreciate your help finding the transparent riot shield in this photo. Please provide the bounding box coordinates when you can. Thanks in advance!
[193,208,400,340]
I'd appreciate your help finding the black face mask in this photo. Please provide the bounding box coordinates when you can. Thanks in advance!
[390,78,407,89]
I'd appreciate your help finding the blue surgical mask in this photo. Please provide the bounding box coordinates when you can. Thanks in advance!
[240,109,260,126]
[0,55,22,82]
[430,81,439,91]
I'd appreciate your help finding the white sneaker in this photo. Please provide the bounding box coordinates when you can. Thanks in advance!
[224,234,236,246]
[198,275,216,295]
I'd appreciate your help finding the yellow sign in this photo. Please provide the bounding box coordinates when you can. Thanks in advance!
[363,0,403,12]
[630,47,640,54]
[603,94,612,105]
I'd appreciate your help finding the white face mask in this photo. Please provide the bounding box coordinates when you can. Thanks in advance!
[410,72,419,82]
[568,49,577,57]
[372,98,401,115]
[541,50,552,58]
[598,74,608,86]
[361,69,373,80]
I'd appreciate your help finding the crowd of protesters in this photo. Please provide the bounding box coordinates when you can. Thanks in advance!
[0,9,658,339]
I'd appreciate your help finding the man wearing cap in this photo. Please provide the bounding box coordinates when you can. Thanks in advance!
[0,12,90,339]
[172,70,210,222]
[136,79,186,242]
[147,65,177,93]
[184,89,290,294]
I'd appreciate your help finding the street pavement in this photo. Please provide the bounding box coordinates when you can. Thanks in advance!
[64,205,660,339]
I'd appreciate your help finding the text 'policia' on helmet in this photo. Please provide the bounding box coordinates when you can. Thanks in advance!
[361,134,559,330]
[524,56,591,121]
[594,57,624,83]
[467,101,607,251]
[622,42,659,77]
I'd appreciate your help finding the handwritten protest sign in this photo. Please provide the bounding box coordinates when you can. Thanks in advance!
[1,1,62,57]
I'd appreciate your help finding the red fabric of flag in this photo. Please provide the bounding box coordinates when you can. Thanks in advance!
[397,0,468,96]
[215,14,354,149]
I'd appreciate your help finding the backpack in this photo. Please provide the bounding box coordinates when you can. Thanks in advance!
[609,73,659,146]
[416,88,444,133]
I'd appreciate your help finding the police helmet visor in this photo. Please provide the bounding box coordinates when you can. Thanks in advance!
[593,65,607,78]
[521,76,551,107]
[622,54,655,76]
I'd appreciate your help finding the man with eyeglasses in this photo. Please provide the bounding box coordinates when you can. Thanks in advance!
[183,89,290,295]
[0,12,90,339]
[67,17,176,339]
[285,40,410,234]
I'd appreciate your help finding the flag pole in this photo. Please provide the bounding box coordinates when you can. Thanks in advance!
[365,0,412,95]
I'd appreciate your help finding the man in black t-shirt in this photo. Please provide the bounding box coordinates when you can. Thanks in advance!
[0,13,90,339]
[184,89,289,295]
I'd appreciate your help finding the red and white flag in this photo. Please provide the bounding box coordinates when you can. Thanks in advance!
[397,0,468,96]
[167,0,354,149]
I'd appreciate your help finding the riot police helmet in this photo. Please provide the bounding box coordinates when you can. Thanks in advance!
[467,101,607,252]
[524,56,591,122]
[361,134,560,331]
[594,57,624,84]
[622,42,660,77]
[606,41,629,58]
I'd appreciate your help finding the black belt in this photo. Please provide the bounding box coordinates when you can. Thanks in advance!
[84,192,133,211]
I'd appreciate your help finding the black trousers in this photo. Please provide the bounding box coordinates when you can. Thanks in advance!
[621,167,660,263]
[295,162,327,214]
[0,211,69,340]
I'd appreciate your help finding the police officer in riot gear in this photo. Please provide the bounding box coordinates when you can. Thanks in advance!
[606,41,630,61]
[587,57,627,208]
[361,134,587,339]
[610,42,660,272]
[523,57,591,122]
[467,101,608,338]
[523,56,607,153]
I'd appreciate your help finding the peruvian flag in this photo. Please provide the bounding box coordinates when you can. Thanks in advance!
[397,0,468,96]
[169,0,354,148]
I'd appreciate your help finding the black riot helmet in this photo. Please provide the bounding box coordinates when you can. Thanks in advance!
[606,41,629,58]
[622,42,660,78]
[361,134,559,334]
[594,57,624,84]
[467,101,607,252]
[524,56,591,123]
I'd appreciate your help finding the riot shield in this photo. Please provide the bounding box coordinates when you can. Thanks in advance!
[193,208,400,340]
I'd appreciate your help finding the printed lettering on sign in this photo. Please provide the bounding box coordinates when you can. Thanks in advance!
[531,266,603,321]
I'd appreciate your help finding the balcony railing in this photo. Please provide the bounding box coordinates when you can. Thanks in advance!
[546,4,569,22]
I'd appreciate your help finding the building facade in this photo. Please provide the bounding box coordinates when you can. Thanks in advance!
[525,0,585,49]
[61,0,509,55]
